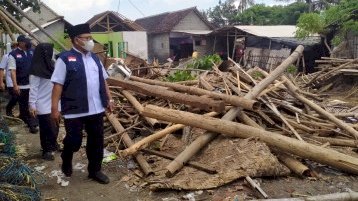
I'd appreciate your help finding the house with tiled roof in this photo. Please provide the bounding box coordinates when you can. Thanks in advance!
[87,11,148,60]
[135,7,215,62]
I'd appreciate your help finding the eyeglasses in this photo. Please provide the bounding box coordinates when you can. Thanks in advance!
[77,36,93,41]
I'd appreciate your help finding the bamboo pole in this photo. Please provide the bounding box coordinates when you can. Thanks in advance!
[121,108,225,156]
[283,76,358,139]
[5,0,67,50]
[310,136,358,148]
[276,153,310,176]
[142,105,358,175]
[0,16,15,41]
[0,8,41,44]
[106,113,153,176]
[162,46,305,177]
[107,77,225,113]
[130,76,260,110]
[120,90,159,127]
[142,149,217,174]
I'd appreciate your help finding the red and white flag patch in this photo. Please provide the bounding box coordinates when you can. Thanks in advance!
[68,56,77,62]
[16,54,22,58]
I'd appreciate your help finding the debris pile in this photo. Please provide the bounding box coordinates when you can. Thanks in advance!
[102,46,357,198]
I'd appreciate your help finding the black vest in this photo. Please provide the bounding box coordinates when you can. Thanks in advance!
[9,48,33,86]
[59,49,108,115]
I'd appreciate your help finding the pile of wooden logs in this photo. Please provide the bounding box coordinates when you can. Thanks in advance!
[102,45,358,192]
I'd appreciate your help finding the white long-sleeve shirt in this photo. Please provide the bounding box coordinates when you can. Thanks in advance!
[29,75,56,115]
[51,48,108,119]
[0,53,14,87]
[7,48,30,89]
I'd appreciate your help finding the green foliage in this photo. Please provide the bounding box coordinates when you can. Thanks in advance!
[287,65,298,74]
[250,71,264,80]
[204,0,238,27]
[188,54,222,70]
[205,1,309,26]
[296,13,326,38]
[296,0,358,45]
[166,71,196,82]
[0,0,40,20]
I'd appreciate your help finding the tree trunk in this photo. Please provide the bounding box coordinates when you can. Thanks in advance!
[0,16,15,41]
[107,78,225,113]
[142,105,358,175]
[130,76,259,110]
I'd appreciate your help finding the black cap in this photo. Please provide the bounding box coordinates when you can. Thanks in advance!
[68,23,91,39]
[17,35,30,43]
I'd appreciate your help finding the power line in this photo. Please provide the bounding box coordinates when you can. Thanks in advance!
[127,0,145,17]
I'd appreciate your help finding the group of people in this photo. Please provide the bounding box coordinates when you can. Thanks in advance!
[0,23,113,184]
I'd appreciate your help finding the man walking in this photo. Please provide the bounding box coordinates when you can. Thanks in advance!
[51,23,113,184]
[7,35,38,133]
[0,42,18,116]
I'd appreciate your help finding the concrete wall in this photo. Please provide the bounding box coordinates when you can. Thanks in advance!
[33,21,65,43]
[92,32,123,58]
[21,4,59,31]
[172,11,211,31]
[148,33,170,62]
[122,31,148,60]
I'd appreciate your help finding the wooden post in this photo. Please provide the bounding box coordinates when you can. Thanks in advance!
[162,45,305,177]
[106,113,153,176]
[142,105,358,175]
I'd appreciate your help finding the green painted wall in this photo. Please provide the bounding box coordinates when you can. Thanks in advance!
[92,32,124,57]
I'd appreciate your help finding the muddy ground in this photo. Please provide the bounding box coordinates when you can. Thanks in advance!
[1,90,358,201]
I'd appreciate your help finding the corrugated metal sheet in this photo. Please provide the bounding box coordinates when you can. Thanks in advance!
[234,25,298,38]
[173,30,212,35]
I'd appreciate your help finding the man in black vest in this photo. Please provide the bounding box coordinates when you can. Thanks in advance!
[8,35,38,133]
[51,24,113,184]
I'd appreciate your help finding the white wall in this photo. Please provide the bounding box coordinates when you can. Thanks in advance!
[122,31,148,60]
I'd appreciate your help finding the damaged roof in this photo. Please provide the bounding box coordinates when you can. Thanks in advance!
[87,11,144,32]
[135,7,215,33]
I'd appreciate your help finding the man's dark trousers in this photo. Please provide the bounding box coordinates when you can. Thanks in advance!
[6,87,19,116]
[18,88,38,128]
[62,112,104,174]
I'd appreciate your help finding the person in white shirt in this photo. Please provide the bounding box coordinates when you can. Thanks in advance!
[29,43,59,160]
[8,35,38,133]
[0,42,19,116]
[51,23,113,184]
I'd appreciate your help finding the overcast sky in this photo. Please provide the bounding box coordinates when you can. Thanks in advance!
[41,0,286,25]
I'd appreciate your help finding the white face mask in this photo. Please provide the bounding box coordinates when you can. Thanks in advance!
[79,39,94,51]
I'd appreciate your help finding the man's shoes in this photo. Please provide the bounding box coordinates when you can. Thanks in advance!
[29,126,38,134]
[42,152,55,161]
[88,171,110,184]
[61,161,72,177]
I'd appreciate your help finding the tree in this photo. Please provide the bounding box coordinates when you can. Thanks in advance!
[226,0,255,13]
[275,0,341,12]
[296,0,358,51]
[235,2,308,25]
[204,0,239,27]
